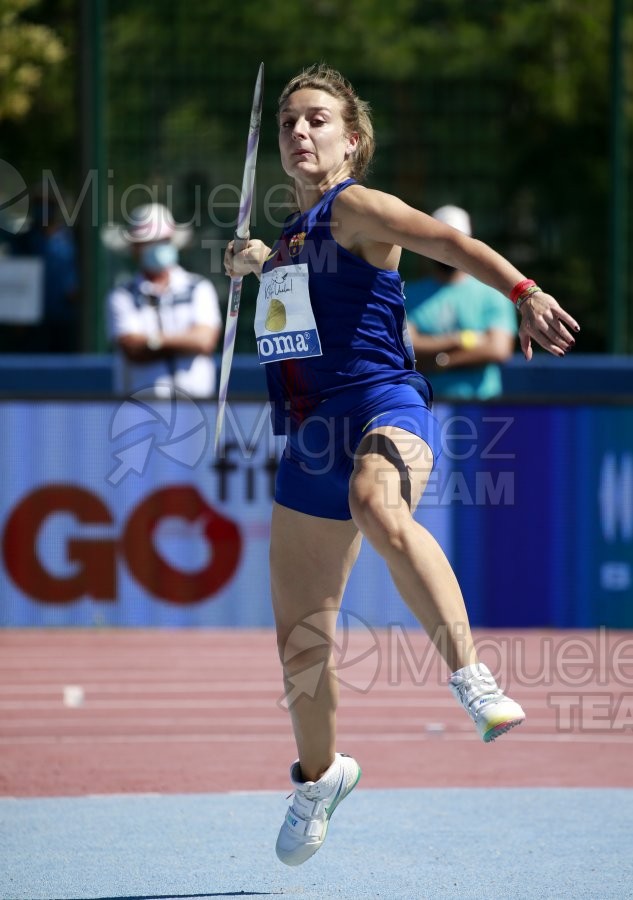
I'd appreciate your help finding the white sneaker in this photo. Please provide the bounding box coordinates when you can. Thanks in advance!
[275,752,361,866]
[449,663,525,742]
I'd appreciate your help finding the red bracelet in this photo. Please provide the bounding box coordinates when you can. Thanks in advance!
[510,279,536,305]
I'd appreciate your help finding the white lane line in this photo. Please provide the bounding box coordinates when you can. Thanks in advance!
[0,716,293,729]
[0,694,613,711]
[0,731,632,745]
[0,681,285,694]
[0,716,560,730]
[1,680,628,694]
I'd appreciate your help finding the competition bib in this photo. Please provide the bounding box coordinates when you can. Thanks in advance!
[254,264,322,365]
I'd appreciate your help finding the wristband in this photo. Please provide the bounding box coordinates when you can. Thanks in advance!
[510,279,536,304]
[460,330,479,350]
[515,285,542,310]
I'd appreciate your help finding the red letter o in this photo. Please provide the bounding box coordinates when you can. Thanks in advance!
[121,486,241,604]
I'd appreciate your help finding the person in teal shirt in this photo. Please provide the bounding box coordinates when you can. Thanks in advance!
[406,205,517,399]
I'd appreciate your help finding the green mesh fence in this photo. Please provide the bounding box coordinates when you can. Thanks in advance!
[96,1,630,354]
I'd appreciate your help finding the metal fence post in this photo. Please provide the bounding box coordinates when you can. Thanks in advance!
[608,0,630,354]
[78,0,106,352]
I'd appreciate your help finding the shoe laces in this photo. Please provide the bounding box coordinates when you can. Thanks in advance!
[454,669,501,710]
[289,785,325,821]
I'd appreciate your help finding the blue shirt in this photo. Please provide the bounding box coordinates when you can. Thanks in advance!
[405,275,517,399]
[261,179,431,432]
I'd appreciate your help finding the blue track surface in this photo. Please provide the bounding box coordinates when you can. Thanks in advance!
[2,789,632,900]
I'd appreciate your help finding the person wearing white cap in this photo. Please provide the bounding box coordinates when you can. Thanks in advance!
[105,202,221,397]
[405,205,517,399]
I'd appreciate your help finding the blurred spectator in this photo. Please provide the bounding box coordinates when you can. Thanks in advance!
[104,202,221,398]
[406,205,517,399]
[7,191,78,352]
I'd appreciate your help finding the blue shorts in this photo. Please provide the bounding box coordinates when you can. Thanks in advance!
[275,379,442,520]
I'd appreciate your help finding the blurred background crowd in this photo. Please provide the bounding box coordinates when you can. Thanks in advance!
[0,0,630,364]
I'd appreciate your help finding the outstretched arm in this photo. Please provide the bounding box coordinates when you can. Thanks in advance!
[337,186,580,360]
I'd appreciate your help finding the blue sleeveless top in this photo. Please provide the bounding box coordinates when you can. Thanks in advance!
[259,178,430,433]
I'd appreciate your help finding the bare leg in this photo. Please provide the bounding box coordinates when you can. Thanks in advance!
[270,501,362,782]
[349,426,478,673]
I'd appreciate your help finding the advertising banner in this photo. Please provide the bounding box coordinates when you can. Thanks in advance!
[0,398,451,628]
[1,398,631,628]
[452,404,633,627]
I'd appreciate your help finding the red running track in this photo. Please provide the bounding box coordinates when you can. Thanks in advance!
[1,628,632,797]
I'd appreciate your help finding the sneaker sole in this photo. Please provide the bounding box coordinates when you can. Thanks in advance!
[482,716,525,743]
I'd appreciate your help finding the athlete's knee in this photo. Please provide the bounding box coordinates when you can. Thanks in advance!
[276,628,334,678]
[349,476,407,553]
[274,609,335,671]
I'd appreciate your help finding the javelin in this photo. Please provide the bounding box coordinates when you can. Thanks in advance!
[214,62,264,453]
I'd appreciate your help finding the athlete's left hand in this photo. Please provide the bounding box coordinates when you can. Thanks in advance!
[224,239,270,278]
[518,292,580,361]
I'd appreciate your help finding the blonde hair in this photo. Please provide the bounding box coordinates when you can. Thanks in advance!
[278,64,375,182]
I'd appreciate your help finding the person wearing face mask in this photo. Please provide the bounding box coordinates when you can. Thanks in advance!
[105,203,221,397]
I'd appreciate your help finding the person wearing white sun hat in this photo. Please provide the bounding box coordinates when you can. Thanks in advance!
[104,202,221,398]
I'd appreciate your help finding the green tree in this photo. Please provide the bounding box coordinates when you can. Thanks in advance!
[0,0,76,191]
[102,0,630,350]
[7,0,627,351]
[0,0,65,121]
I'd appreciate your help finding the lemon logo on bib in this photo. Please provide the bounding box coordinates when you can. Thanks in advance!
[265,298,287,332]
